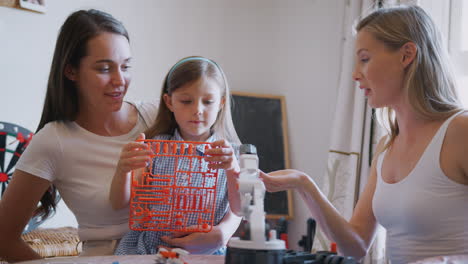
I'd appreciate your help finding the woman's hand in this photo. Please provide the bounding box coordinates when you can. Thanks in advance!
[116,133,152,175]
[205,139,240,175]
[259,169,307,192]
[110,133,152,210]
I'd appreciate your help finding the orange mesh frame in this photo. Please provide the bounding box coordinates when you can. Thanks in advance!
[129,139,219,233]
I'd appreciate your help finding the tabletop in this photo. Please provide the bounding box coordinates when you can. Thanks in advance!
[16,255,225,264]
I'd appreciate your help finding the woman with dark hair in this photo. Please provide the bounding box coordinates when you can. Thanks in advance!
[0,9,239,262]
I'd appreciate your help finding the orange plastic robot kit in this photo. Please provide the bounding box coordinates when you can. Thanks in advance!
[129,139,220,233]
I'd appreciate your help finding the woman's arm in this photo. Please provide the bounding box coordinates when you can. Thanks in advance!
[261,169,376,258]
[0,170,51,262]
[260,137,387,259]
[109,169,132,210]
[443,113,468,185]
[109,133,152,210]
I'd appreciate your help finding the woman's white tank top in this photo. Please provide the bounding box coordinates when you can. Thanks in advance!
[373,111,468,264]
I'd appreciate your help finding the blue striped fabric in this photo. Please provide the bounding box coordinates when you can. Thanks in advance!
[115,130,236,255]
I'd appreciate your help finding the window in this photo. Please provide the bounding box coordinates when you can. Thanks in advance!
[420,0,468,106]
[449,0,468,106]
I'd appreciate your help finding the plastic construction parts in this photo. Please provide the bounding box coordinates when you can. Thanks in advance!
[155,247,189,264]
[129,139,220,233]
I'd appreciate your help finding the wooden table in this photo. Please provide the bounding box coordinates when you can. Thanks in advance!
[17,255,225,264]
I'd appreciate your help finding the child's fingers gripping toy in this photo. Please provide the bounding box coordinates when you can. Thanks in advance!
[129,139,220,233]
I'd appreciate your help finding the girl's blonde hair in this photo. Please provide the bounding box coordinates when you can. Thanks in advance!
[146,56,241,144]
[355,5,462,145]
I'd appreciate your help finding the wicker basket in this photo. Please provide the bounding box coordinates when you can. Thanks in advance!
[0,227,81,263]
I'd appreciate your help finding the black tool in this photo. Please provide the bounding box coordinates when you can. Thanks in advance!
[298,218,316,252]
[283,250,358,264]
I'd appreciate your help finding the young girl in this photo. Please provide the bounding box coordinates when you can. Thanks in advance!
[110,56,242,255]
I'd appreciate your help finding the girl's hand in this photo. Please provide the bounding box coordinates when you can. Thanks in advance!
[205,140,242,215]
[116,133,153,175]
[160,225,224,255]
[259,169,306,192]
[205,140,240,175]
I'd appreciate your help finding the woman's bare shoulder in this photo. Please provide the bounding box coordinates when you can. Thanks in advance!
[445,111,468,146]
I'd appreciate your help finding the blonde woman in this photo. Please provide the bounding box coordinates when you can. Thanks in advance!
[260,6,468,264]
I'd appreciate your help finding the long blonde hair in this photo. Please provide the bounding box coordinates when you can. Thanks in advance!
[146,56,241,144]
[356,5,462,145]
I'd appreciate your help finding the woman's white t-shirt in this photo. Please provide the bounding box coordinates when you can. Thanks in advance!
[15,101,158,241]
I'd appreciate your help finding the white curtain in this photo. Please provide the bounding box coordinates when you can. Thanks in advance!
[311,0,388,263]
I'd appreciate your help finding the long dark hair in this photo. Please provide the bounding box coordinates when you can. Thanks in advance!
[35,9,129,221]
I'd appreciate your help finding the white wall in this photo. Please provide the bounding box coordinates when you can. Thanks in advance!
[0,0,345,250]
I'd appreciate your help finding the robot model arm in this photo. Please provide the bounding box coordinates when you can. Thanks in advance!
[237,144,267,245]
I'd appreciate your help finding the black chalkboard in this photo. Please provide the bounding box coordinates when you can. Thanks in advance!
[231,92,293,219]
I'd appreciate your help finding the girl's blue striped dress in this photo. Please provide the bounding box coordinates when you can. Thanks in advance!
[115,129,237,255]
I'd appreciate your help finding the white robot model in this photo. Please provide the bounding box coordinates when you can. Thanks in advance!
[226,144,285,260]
